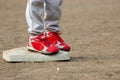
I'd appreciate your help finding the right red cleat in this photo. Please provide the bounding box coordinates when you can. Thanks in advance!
[27,33,59,55]
[46,32,71,51]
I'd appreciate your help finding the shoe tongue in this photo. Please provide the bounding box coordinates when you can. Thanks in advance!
[40,35,46,39]
[37,33,46,39]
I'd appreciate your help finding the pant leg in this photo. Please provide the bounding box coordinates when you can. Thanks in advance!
[44,0,63,32]
[26,0,45,34]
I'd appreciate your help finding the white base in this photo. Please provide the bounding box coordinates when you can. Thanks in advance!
[3,47,70,62]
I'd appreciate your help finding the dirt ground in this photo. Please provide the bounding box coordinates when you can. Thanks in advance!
[0,0,120,80]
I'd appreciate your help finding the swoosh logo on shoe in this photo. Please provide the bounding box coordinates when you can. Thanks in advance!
[56,41,64,49]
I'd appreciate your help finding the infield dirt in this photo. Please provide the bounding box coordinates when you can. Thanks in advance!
[0,0,120,80]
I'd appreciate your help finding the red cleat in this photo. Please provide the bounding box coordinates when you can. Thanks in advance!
[46,32,71,51]
[27,33,59,55]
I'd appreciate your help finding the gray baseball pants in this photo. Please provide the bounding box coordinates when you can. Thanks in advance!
[26,0,63,34]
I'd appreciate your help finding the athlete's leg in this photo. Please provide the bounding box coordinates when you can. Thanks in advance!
[44,0,71,51]
[44,0,63,32]
[26,0,44,35]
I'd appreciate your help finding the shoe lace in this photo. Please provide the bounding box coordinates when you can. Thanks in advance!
[36,34,51,47]
[53,32,64,42]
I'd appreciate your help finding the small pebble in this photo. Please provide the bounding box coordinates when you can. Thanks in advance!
[57,68,59,71]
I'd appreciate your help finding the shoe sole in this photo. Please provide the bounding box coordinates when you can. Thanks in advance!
[59,47,70,52]
[27,46,58,55]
